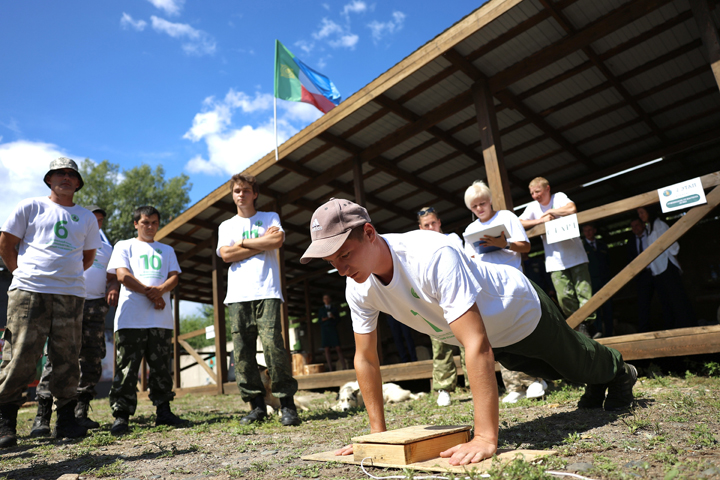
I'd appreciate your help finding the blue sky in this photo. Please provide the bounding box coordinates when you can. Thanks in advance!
[1,0,480,315]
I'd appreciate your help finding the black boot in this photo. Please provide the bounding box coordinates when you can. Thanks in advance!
[240,396,267,425]
[75,393,100,429]
[155,402,186,427]
[30,396,53,437]
[0,404,19,448]
[53,400,88,439]
[110,412,130,436]
[280,397,301,426]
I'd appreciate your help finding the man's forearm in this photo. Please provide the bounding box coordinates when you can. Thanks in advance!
[464,342,499,447]
[242,231,284,251]
[219,244,261,263]
[0,248,18,272]
[117,271,148,294]
[520,218,541,229]
[355,353,386,433]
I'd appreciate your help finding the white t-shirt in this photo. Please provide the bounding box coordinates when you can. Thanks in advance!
[519,192,588,272]
[107,239,181,331]
[346,231,541,348]
[85,236,113,300]
[647,218,680,276]
[463,210,528,271]
[217,211,284,304]
[1,196,101,297]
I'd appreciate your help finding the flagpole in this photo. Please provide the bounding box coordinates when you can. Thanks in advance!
[274,96,279,161]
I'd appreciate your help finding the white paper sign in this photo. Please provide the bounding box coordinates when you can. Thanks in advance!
[658,177,707,213]
[205,325,215,340]
[545,214,580,245]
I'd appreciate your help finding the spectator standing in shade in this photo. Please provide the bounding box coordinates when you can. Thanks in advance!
[519,177,595,336]
[627,218,655,333]
[0,158,101,447]
[637,206,696,330]
[32,205,119,436]
[463,181,547,403]
[107,206,186,435]
[582,223,613,337]
[318,294,346,372]
[385,314,417,363]
[417,206,467,407]
[216,174,300,426]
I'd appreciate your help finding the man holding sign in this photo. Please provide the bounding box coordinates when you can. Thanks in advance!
[519,177,595,335]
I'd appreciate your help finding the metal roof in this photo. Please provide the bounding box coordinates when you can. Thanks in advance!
[157,0,720,314]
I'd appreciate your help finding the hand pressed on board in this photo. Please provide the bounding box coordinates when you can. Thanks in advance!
[440,436,497,466]
[334,444,353,457]
[481,231,507,249]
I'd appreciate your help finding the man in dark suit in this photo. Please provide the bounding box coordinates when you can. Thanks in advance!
[583,224,613,337]
[627,218,654,333]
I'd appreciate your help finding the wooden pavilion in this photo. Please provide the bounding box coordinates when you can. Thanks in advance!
[153,0,720,395]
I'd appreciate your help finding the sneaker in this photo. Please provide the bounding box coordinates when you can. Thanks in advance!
[502,391,526,403]
[110,413,129,436]
[436,390,451,407]
[577,383,607,409]
[526,380,547,399]
[604,363,637,411]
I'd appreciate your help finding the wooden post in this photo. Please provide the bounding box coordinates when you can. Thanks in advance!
[275,200,291,353]
[353,156,367,207]
[211,232,228,394]
[565,185,720,328]
[690,0,720,90]
[472,79,513,210]
[173,286,181,389]
[304,279,315,363]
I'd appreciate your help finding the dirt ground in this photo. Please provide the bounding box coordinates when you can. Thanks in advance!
[1,363,719,480]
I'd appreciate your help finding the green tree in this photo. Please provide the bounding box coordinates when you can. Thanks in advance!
[180,305,231,351]
[74,159,192,244]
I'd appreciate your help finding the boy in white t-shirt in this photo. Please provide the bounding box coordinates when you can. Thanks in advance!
[106,206,184,435]
[300,198,636,466]
[0,157,101,447]
[216,174,300,427]
[518,177,595,334]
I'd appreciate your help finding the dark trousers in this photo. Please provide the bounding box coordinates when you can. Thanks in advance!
[386,315,417,363]
[653,263,696,330]
[493,281,625,385]
[636,270,654,333]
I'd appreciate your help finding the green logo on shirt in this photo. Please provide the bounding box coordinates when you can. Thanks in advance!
[71,214,79,222]
[155,248,162,254]
[54,221,69,239]
[410,310,443,332]
[255,220,263,227]
[411,288,420,299]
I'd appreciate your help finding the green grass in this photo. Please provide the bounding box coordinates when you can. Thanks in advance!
[81,459,126,478]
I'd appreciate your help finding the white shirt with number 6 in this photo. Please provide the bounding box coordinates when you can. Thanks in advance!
[107,238,181,331]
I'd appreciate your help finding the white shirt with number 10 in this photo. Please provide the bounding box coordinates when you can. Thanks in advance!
[107,238,181,331]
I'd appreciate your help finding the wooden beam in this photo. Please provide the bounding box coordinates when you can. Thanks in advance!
[596,325,720,360]
[353,156,366,207]
[178,338,217,383]
[211,232,228,393]
[471,78,513,210]
[565,184,720,329]
[690,0,720,89]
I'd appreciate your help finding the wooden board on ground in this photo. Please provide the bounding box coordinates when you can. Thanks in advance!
[352,425,472,465]
[302,448,555,474]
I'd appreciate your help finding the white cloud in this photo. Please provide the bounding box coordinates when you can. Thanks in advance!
[183,90,322,177]
[1,118,22,136]
[342,0,367,19]
[367,11,406,43]
[313,18,344,40]
[311,18,359,50]
[0,140,75,223]
[330,34,359,49]
[151,16,216,56]
[120,13,147,31]
[147,0,185,16]
[295,39,315,55]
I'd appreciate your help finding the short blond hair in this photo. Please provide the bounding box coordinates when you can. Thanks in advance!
[464,180,492,210]
[528,177,549,189]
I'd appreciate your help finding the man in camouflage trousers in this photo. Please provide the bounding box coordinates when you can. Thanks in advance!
[106,206,184,435]
[32,206,119,436]
[217,174,300,426]
[0,158,101,447]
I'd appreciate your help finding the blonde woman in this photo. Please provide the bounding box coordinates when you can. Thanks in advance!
[463,181,546,403]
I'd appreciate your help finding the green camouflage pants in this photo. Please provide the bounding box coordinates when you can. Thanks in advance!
[500,365,542,393]
[37,297,108,400]
[0,289,83,408]
[109,328,175,416]
[431,337,467,392]
[551,263,596,323]
[229,298,297,402]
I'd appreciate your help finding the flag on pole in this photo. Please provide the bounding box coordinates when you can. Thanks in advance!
[274,40,342,114]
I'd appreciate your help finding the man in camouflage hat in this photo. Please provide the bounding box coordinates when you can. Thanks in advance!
[0,157,101,447]
[32,205,119,436]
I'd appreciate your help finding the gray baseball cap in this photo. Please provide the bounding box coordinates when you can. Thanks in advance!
[44,157,84,191]
[85,205,107,217]
[300,198,370,264]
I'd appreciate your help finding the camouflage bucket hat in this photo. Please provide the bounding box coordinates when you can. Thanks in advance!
[44,157,84,191]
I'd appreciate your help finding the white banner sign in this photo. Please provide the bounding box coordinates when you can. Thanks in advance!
[205,325,215,340]
[545,214,580,245]
[658,177,707,213]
